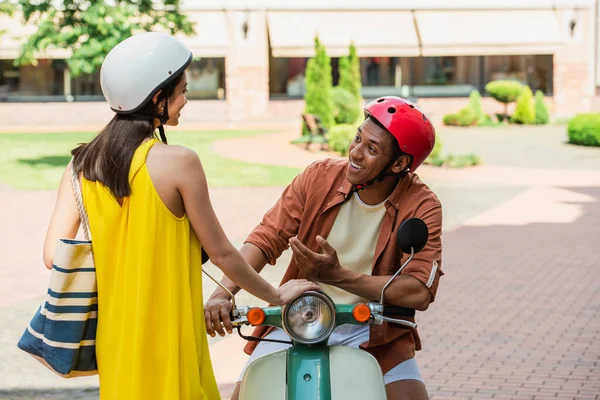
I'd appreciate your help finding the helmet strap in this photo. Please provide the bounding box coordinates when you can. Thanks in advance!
[343,159,402,204]
[157,125,168,144]
[156,97,170,144]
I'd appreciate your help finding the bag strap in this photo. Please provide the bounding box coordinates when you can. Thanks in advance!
[69,160,92,242]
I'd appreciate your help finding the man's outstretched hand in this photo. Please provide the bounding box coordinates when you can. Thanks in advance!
[289,235,346,285]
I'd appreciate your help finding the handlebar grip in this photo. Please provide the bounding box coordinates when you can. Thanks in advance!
[382,306,415,318]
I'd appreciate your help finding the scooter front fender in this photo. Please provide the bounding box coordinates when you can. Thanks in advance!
[239,349,287,400]
[329,346,387,400]
[239,345,387,400]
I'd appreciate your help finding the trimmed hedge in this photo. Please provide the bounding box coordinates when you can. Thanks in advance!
[567,114,600,147]
[485,80,523,118]
[485,80,523,104]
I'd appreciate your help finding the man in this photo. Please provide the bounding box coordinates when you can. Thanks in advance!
[205,96,443,400]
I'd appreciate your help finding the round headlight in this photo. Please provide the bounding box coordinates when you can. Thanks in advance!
[283,291,336,345]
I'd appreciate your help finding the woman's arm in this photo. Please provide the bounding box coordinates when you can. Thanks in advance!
[43,164,81,269]
[173,147,317,306]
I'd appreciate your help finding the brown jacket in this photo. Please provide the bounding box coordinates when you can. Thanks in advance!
[243,158,443,374]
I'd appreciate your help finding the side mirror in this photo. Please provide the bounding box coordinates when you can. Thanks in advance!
[397,218,428,254]
[379,218,429,305]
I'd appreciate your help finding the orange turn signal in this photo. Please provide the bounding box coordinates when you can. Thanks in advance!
[352,303,371,323]
[247,307,266,325]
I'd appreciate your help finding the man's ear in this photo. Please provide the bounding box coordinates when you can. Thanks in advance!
[391,155,411,174]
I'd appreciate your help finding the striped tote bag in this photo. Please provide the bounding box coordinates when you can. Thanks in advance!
[17,162,98,378]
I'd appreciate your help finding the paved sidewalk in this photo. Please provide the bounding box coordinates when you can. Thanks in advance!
[416,186,600,399]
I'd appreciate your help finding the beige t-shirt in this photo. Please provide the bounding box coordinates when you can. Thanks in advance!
[320,192,387,304]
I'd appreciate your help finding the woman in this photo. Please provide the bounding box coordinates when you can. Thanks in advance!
[42,32,318,399]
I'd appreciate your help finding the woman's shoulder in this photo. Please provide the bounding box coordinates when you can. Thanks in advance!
[146,143,201,179]
[148,143,198,165]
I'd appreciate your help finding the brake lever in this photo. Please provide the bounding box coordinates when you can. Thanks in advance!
[372,314,417,329]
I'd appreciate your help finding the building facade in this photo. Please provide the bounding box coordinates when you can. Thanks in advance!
[0,0,598,123]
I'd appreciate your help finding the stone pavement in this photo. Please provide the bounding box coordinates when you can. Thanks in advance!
[1,125,599,399]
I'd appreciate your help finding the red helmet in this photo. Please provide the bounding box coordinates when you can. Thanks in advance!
[364,96,435,171]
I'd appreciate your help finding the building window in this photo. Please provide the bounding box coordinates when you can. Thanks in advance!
[360,57,400,87]
[267,54,554,99]
[269,56,308,98]
[187,58,226,99]
[72,70,102,98]
[407,56,480,97]
[483,55,553,95]
[0,59,65,100]
[0,60,20,100]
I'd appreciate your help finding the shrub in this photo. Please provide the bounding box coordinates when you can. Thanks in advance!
[478,114,501,127]
[328,124,357,155]
[443,113,459,126]
[534,90,550,125]
[424,137,482,168]
[567,113,600,147]
[456,107,478,126]
[425,137,444,166]
[444,153,482,168]
[332,86,360,125]
[303,36,334,134]
[485,80,523,118]
[511,86,536,124]
[468,90,486,125]
[443,107,478,127]
[290,135,326,145]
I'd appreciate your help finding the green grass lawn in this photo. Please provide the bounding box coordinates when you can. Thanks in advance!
[0,130,302,190]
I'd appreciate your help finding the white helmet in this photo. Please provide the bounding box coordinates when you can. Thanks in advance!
[100,32,192,113]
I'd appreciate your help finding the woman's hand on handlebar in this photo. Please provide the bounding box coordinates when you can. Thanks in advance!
[204,294,234,337]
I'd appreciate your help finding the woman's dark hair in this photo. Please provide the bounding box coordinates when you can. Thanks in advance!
[71,73,184,198]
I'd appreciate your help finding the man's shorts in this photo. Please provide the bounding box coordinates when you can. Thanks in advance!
[237,324,424,385]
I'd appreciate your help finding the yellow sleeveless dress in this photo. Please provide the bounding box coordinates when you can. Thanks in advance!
[81,139,220,399]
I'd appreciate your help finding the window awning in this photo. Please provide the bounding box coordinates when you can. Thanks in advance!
[267,11,420,58]
[415,10,564,56]
[176,11,229,58]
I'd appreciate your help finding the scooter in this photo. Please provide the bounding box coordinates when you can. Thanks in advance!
[202,217,429,400]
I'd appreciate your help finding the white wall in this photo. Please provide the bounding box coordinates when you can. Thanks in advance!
[596,0,600,87]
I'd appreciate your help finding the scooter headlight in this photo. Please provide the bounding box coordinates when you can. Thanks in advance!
[283,291,336,345]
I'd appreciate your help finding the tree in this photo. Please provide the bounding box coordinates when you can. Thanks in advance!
[467,90,486,125]
[4,0,194,76]
[534,90,550,125]
[485,80,523,120]
[0,0,13,15]
[0,0,15,39]
[303,36,334,132]
[338,42,362,100]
